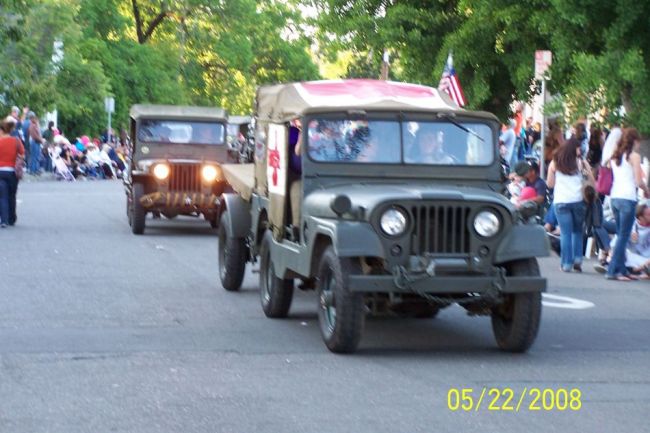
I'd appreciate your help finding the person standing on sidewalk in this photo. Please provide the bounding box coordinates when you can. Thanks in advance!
[499,119,517,171]
[547,138,595,272]
[606,128,649,281]
[0,117,25,227]
[27,112,44,175]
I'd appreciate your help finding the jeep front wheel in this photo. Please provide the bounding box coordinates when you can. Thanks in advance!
[316,247,365,353]
[131,183,146,235]
[491,259,542,353]
[259,231,293,317]
[218,212,247,292]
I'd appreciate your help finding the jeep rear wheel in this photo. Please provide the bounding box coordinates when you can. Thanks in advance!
[491,259,542,353]
[131,183,146,235]
[316,247,365,353]
[259,231,293,318]
[218,212,247,292]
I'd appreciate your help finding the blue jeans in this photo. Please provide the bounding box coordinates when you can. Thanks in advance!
[555,201,586,270]
[0,171,18,225]
[607,199,637,277]
[29,139,41,173]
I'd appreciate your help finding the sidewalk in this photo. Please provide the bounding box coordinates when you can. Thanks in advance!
[20,172,57,183]
[539,255,649,291]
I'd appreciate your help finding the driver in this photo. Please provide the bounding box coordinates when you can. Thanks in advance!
[409,128,455,164]
[193,125,217,144]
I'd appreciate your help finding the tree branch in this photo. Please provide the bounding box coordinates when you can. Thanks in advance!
[130,0,145,43]
[142,10,170,43]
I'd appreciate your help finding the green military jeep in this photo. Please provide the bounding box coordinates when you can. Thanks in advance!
[124,105,231,234]
[218,80,548,353]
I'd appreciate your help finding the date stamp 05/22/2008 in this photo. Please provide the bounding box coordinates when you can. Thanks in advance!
[447,388,583,412]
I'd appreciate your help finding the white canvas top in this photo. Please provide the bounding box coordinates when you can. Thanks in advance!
[256,79,462,122]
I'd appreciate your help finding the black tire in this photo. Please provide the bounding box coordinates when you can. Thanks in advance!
[131,183,146,235]
[218,212,247,292]
[491,259,542,353]
[259,231,294,317]
[316,246,365,353]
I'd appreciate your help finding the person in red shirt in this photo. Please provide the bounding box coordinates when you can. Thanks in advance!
[0,116,25,227]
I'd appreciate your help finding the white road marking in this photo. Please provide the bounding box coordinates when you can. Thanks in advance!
[542,293,595,310]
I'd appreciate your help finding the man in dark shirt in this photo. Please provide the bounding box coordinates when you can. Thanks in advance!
[514,160,547,205]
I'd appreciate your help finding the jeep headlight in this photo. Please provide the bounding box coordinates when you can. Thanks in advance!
[474,210,500,237]
[152,163,170,180]
[380,208,408,236]
[202,165,219,182]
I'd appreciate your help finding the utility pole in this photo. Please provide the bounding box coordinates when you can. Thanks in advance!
[380,50,390,80]
[105,97,115,144]
[535,50,552,179]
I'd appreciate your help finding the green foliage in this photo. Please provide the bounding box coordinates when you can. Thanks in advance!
[55,52,111,136]
[1,0,321,135]
[312,0,650,134]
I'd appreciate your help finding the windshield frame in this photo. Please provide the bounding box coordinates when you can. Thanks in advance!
[303,112,496,167]
[135,118,227,146]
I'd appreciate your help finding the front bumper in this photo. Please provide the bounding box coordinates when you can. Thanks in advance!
[140,191,219,211]
[348,274,546,294]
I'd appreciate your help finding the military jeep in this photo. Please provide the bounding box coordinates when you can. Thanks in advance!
[124,105,231,234]
[218,80,549,353]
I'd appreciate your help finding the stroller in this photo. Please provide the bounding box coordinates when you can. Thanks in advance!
[49,147,75,181]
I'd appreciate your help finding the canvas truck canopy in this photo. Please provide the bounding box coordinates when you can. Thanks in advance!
[130,105,228,122]
[228,115,252,125]
[255,79,497,123]
[222,163,255,201]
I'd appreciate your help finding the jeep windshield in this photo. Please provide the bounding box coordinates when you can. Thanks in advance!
[137,119,225,145]
[306,118,493,165]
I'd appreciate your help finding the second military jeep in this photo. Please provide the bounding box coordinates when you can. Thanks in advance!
[218,80,549,353]
[124,105,231,234]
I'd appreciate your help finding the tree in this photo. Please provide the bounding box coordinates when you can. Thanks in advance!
[311,0,650,133]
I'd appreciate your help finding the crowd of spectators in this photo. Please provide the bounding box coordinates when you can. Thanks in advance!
[6,105,128,181]
[504,114,650,282]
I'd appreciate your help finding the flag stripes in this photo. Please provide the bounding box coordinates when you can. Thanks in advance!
[438,53,466,107]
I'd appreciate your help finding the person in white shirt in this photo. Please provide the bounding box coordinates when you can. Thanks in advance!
[600,126,622,167]
[547,137,595,272]
[606,128,650,281]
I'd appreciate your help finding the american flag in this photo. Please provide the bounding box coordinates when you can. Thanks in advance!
[438,52,466,107]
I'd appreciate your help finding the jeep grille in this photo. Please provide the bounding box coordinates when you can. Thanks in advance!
[410,205,471,255]
[169,164,201,192]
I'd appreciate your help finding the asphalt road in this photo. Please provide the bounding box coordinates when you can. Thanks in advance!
[1,180,648,433]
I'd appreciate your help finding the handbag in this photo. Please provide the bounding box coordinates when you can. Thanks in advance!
[595,163,613,196]
[14,138,25,180]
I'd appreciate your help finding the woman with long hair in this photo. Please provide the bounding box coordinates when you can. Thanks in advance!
[0,116,25,227]
[544,119,564,174]
[586,125,604,169]
[606,128,649,281]
[547,138,595,272]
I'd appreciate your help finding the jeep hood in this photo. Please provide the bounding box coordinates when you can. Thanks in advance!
[303,183,514,220]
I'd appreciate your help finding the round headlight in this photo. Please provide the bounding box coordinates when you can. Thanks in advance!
[380,208,408,237]
[202,165,219,182]
[152,163,170,180]
[474,210,500,237]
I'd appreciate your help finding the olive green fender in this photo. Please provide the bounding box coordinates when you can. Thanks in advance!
[221,193,252,238]
[494,224,550,264]
[306,217,385,258]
